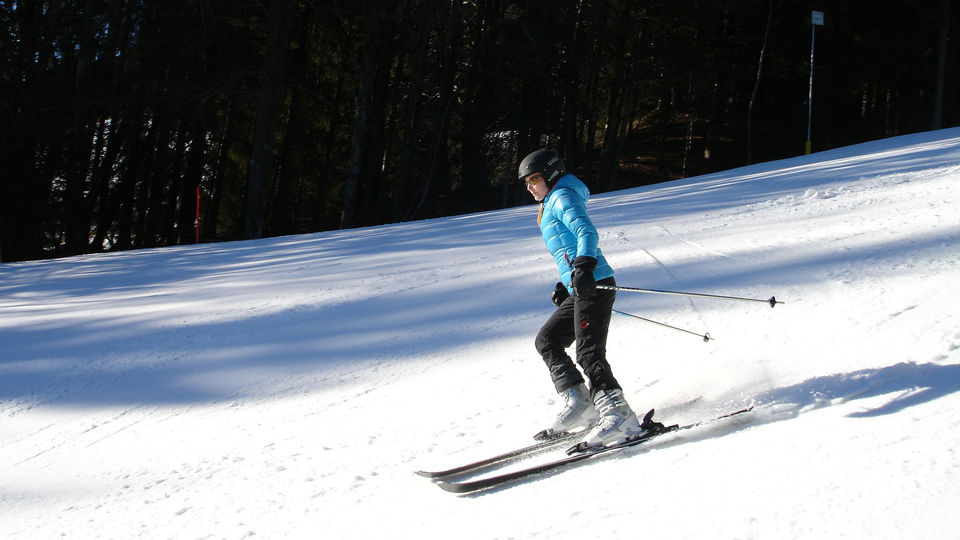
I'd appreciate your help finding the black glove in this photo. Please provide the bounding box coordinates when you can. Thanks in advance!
[551,281,570,306]
[571,256,597,297]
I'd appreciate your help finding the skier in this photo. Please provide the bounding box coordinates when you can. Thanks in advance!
[519,149,644,447]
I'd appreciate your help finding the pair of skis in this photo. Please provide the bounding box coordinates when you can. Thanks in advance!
[417,406,753,493]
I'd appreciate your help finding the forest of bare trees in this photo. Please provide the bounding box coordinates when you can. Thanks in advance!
[2,0,956,262]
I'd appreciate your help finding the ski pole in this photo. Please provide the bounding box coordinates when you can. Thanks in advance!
[613,309,712,342]
[598,284,783,308]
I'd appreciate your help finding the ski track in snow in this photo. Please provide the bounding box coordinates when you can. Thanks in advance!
[2,129,960,539]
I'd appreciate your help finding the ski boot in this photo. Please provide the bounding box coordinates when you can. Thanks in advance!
[533,384,598,441]
[579,388,644,448]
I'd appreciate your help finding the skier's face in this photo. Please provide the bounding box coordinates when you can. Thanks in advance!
[524,173,550,202]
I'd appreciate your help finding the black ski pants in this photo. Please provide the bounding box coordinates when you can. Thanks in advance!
[535,276,620,396]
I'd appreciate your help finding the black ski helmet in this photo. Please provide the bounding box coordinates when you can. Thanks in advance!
[518,149,566,185]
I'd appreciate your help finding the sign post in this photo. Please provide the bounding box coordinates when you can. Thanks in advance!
[806,11,825,154]
[195,185,200,244]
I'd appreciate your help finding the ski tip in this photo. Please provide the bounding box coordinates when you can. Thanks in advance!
[415,470,439,478]
[719,405,756,419]
[436,480,473,494]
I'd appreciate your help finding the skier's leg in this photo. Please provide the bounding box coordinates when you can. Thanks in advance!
[573,278,620,394]
[535,295,582,393]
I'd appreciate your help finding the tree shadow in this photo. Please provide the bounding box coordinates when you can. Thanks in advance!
[754,361,960,418]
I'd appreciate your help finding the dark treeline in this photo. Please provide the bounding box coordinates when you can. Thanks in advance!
[2,0,956,262]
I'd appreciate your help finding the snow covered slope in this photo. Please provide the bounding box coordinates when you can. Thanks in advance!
[2,129,959,539]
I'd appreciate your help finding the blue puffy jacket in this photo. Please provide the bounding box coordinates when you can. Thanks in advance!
[539,174,614,292]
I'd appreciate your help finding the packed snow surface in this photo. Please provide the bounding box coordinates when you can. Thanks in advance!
[2,129,959,539]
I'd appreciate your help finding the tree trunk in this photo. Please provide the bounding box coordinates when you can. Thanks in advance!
[931,0,950,130]
[244,0,296,239]
[63,11,97,255]
[341,3,380,230]
[204,100,235,241]
[747,0,774,165]
[392,3,430,221]
[599,49,625,189]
